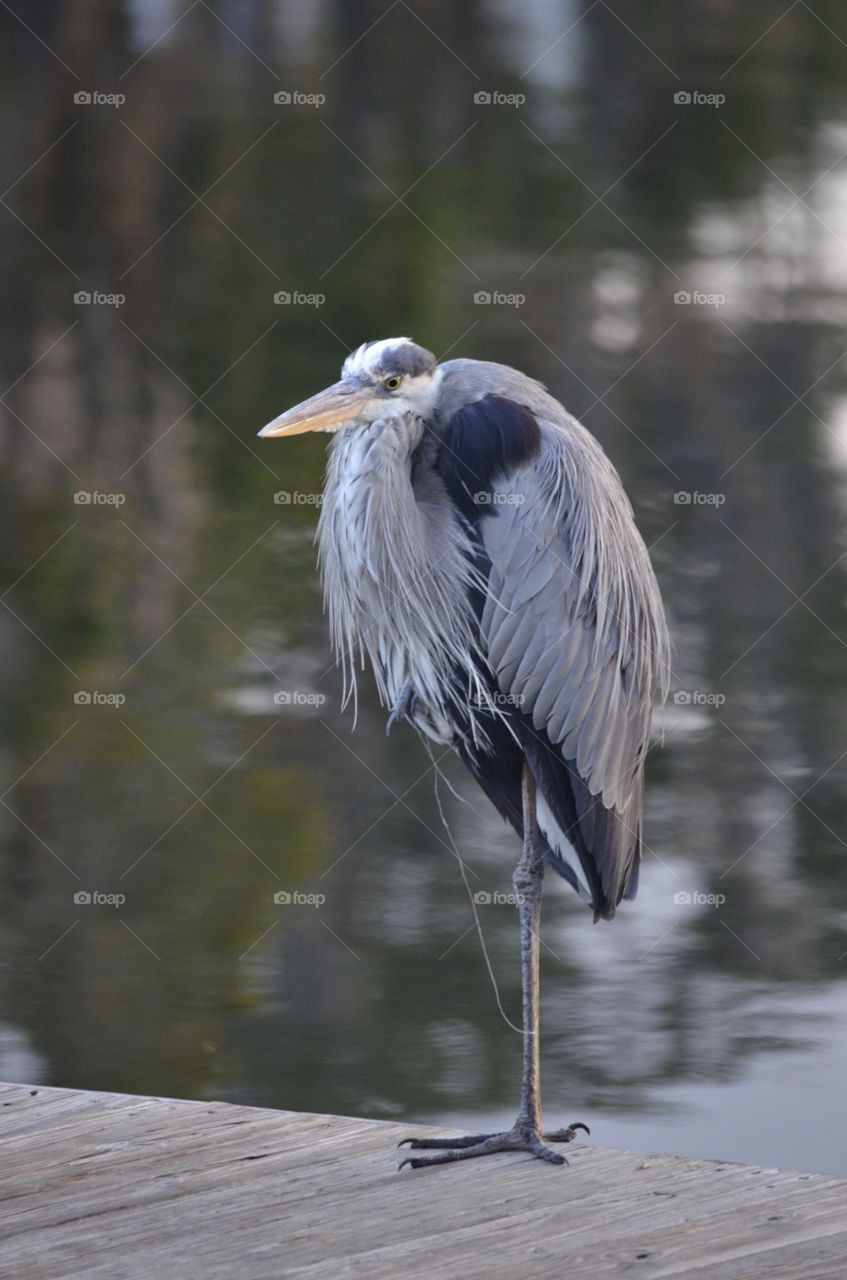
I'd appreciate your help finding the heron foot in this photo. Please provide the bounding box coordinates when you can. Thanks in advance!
[386,682,417,735]
[397,1120,589,1170]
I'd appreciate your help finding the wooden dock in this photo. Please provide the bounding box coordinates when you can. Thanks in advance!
[2,1081,846,1279]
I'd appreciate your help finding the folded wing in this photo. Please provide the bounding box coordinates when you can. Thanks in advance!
[435,391,669,917]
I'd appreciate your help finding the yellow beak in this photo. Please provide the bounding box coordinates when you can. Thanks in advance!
[258,381,367,438]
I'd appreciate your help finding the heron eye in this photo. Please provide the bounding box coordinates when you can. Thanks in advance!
[384,375,402,391]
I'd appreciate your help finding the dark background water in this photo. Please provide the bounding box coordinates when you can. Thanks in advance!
[1,1,846,1175]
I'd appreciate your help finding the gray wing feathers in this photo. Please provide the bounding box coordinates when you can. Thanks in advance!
[480,416,669,849]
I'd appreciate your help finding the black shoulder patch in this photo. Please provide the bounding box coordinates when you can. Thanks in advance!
[436,394,541,521]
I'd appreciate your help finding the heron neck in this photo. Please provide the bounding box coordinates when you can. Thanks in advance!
[329,411,425,465]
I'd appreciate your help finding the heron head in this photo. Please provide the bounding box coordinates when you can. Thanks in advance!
[258,338,440,438]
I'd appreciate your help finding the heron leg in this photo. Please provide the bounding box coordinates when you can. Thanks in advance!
[399,762,589,1170]
[514,761,547,1137]
[386,681,417,736]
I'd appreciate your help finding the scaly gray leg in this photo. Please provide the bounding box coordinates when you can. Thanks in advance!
[399,762,589,1170]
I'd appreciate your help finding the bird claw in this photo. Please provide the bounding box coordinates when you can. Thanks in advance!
[545,1121,590,1142]
[386,682,417,736]
[398,1134,495,1149]
[398,1120,588,1170]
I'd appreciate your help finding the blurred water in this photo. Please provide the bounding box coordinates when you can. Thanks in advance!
[1,1,846,1175]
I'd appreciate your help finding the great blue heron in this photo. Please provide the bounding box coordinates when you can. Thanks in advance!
[260,337,669,1169]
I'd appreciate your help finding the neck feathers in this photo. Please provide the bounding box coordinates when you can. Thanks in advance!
[316,415,489,740]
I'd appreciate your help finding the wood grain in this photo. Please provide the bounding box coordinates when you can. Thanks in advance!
[1,1082,845,1279]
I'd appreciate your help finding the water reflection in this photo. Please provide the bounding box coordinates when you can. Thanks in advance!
[1,0,846,1176]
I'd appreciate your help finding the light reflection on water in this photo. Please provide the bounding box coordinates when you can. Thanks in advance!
[1,1,846,1175]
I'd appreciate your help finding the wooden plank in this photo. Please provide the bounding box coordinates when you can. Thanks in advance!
[1,1081,846,1279]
